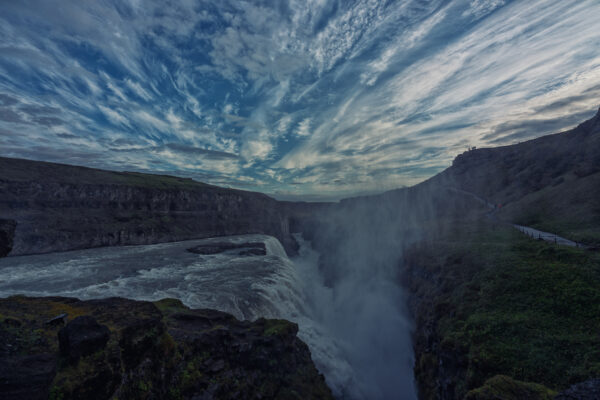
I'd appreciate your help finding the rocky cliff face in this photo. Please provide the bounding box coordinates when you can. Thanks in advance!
[0,296,332,400]
[0,157,296,256]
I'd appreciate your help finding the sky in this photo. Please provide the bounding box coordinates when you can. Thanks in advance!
[1,0,599,200]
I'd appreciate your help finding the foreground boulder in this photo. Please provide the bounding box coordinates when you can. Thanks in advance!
[0,296,332,400]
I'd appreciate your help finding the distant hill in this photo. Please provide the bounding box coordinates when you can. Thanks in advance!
[428,107,600,245]
[0,157,214,189]
[338,107,600,245]
[432,107,600,203]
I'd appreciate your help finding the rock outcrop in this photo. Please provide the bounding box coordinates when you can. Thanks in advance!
[0,296,332,400]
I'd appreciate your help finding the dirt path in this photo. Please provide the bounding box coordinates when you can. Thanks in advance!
[513,224,585,248]
[446,186,587,248]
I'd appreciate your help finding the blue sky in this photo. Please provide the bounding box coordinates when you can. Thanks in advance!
[1,0,599,200]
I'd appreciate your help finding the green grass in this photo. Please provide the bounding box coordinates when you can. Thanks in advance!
[263,319,296,336]
[153,298,187,313]
[412,221,600,396]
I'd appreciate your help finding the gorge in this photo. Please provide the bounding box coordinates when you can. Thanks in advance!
[1,108,600,399]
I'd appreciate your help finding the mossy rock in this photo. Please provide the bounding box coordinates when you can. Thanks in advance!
[153,298,187,313]
[0,296,333,400]
[262,318,297,337]
[465,375,557,400]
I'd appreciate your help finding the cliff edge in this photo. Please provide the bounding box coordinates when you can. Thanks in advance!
[0,157,297,256]
[0,296,332,400]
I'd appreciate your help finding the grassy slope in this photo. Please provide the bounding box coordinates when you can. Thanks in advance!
[0,156,244,193]
[407,219,600,398]
[423,108,600,247]
[500,171,600,246]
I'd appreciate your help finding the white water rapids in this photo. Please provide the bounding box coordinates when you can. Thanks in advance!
[0,234,415,399]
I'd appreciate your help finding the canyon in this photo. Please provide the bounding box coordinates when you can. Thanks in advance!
[0,108,599,399]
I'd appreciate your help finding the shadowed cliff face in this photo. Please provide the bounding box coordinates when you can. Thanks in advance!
[0,219,16,257]
[0,157,295,256]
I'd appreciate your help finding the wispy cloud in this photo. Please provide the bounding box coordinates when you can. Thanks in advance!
[99,105,130,127]
[295,118,312,137]
[125,79,153,101]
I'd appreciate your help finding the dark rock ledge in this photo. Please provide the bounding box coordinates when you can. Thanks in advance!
[0,219,16,257]
[187,242,267,256]
[0,296,333,400]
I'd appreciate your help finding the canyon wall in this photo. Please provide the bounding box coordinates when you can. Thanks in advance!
[0,157,296,256]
